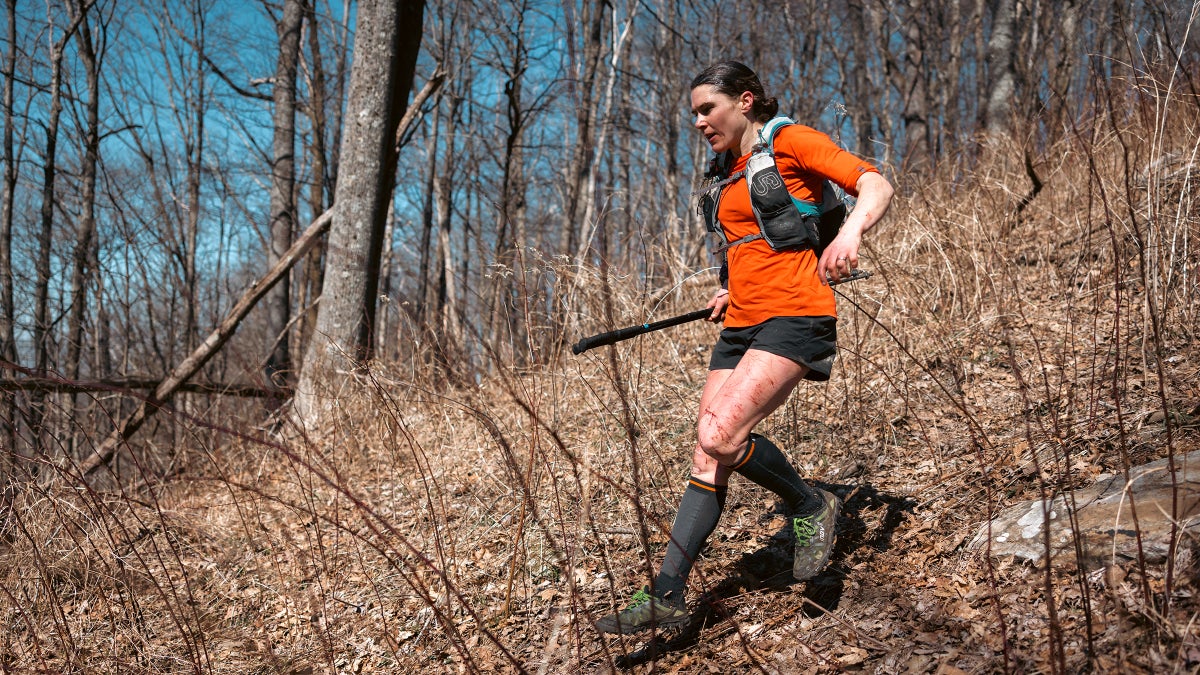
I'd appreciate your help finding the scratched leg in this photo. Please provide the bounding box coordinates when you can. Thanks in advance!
[695,349,808,466]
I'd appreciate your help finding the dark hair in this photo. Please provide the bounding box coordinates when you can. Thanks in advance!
[690,60,779,122]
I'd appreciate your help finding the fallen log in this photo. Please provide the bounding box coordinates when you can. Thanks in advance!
[75,207,333,477]
[0,372,286,398]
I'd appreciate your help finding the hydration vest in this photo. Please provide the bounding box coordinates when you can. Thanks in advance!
[696,116,847,257]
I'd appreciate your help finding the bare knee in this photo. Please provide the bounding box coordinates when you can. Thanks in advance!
[696,412,745,465]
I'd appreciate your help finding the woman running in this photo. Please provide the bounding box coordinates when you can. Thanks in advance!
[597,60,894,635]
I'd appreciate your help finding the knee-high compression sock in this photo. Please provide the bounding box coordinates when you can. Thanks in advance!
[730,434,823,516]
[653,477,727,602]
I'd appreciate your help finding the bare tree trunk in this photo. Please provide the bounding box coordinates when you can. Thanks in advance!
[327,0,352,185]
[294,0,425,427]
[571,0,637,264]
[415,104,438,325]
[938,0,972,160]
[436,194,460,376]
[0,0,19,462]
[1047,0,1081,130]
[92,239,111,376]
[172,0,208,454]
[65,4,101,383]
[560,0,605,259]
[844,0,884,153]
[296,0,332,361]
[376,200,396,359]
[178,4,206,361]
[645,0,688,275]
[485,14,528,368]
[32,7,86,455]
[899,10,930,169]
[984,0,1019,136]
[433,93,461,379]
[0,0,16,368]
[264,0,304,387]
[64,2,103,458]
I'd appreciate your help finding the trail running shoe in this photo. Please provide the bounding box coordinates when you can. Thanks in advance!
[792,488,840,581]
[595,587,688,635]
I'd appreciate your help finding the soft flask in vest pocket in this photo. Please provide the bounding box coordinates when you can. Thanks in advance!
[745,152,820,251]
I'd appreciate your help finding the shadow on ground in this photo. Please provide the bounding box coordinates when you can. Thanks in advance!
[613,482,917,669]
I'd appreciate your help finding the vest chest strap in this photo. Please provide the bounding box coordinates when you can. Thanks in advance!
[691,169,745,198]
[711,232,762,254]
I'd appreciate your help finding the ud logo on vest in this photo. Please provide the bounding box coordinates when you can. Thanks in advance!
[751,168,784,196]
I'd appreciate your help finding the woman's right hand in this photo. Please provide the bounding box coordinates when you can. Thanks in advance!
[707,289,730,322]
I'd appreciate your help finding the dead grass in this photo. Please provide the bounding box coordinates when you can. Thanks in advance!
[3,82,1200,675]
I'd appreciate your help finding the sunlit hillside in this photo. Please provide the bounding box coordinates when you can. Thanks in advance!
[4,89,1198,673]
[2,1,1199,673]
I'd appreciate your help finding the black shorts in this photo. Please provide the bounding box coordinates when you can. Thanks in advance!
[708,316,838,381]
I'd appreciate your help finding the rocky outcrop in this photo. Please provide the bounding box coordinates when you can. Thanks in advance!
[969,451,1200,565]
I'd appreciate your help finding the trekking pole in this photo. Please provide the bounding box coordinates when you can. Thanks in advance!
[572,308,713,355]
[571,270,873,355]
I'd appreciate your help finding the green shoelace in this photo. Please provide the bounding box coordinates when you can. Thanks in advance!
[794,514,819,545]
[626,588,652,608]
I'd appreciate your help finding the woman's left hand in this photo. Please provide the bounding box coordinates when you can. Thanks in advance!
[818,232,861,285]
[817,172,893,285]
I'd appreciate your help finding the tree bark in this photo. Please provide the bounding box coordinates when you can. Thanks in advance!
[296,0,331,361]
[64,2,104,459]
[65,3,102,384]
[571,1,637,264]
[0,0,19,460]
[485,9,528,368]
[1047,0,1080,130]
[31,6,87,455]
[415,102,438,325]
[179,2,206,362]
[560,0,605,260]
[0,373,288,398]
[293,0,425,426]
[0,0,16,368]
[264,0,305,387]
[844,0,884,154]
[433,92,461,378]
[984,0,1019,136]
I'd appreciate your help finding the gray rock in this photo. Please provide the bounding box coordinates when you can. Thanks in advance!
[968,450,1200,565]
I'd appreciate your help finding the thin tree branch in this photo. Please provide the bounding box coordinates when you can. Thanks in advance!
[394,65,445,152]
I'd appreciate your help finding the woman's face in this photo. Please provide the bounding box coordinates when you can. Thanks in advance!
[690,85,753,154]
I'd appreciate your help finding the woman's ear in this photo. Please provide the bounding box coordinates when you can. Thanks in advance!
[738,91,754,113]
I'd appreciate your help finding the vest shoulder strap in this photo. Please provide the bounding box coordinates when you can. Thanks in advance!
[757,116,796,150]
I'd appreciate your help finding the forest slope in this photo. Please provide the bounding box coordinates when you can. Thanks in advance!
[2,121,1198,674]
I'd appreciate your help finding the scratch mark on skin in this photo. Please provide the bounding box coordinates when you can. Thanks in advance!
[700,406,745,464]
